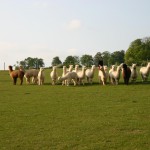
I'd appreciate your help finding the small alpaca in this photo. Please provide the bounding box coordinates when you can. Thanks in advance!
[131,63,138,82]
[77,66,86,85]
[109,65,121,85]
[98,65,107,85]
[122,63,131,85]
[8,65,25,85]
[85,65,95,84]
[50,66,58,85]
[38,67,45,85]
[140,62,150,82]
[58,72,78,86]
[24,69,39,84]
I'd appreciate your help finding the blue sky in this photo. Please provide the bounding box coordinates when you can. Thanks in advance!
[0,0,150,69]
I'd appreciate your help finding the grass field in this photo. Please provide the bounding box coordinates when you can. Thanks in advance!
[0,69,150,150]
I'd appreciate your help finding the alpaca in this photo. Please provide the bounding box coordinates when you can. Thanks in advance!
[67,65,74,72]
[24,69,39,84]
[38,67,45,85]
[76,66,86,85]
[85,65,95,84]
[140,62,150,82]
[109,65,116,74]
[131,63,138,82]
[104,65,108,83]
[98,65,107,85]
[58,72,78,86]
[72,65,79,73]
[109,65,121,85]
[50,66,58,85]
[122,63,131,85]
[61,66,67,85]
[8,65,25,85]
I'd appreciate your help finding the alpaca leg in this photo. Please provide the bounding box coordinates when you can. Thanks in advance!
[20,77,23,85]
[13,77,17,85]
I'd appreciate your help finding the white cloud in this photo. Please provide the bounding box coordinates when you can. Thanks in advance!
[67,19,81,30]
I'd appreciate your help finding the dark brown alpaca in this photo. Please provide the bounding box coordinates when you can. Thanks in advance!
[8,66,25,85]
[122,63,131,85]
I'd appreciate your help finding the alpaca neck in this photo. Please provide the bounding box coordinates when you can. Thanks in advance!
[9,68,13,73]
[116,69,121,78]
[146,65,150,73]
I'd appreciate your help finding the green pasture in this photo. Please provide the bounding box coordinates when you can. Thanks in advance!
[0,68,150,150]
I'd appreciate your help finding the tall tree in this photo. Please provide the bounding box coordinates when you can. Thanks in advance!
[125,37,150,65]
[110,50,125,65]
[18,57,45,69]
[93,52,103,66]
[63,56,76,67]
[80,54,93,67]
[51,56,62,66]
[102,51,111,66]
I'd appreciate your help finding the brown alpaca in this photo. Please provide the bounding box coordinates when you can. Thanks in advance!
[8,66,25,85]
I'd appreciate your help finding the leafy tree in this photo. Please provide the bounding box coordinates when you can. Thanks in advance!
[110,50,125,65]
[80,54,93,67]
[93,52,103,66]
[18,57,45,69]
[63,56,76,67]
[125,37,150,65]
[51,56,62,66]
[102,51,111,66]
[73,56,80,65]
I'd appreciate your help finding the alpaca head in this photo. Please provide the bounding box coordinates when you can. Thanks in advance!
[122,63,127,69]
[91,65,95,70]
[52,66,57,71]
[132,64,136,69]
[103,65,108,71]
[40,67,44,71]
[8,65,13,71]
[63,66,66,70]
[58,76,62,81]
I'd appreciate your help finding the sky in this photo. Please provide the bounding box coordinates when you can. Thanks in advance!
[0,0,150,70]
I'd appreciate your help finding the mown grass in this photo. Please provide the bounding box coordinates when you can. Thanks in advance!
[0,69,150,150]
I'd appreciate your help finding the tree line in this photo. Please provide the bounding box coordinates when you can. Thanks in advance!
[16,37,150,69]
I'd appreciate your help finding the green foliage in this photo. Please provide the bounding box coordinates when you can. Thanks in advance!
[18,57,45,69]
[80,54,93,67]
[110,50,125,65]
[102,51,111,66]
[93,52,103,66]
[51,56,62,66]
[63,56,77,67]
[125,37,150,65]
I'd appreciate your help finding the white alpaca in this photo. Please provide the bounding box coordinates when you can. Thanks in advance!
[131,63,138,82]
[98,66,107,85]
[24,69,39,84]
[109,65,121,85]
[85,65,95,84]
[67,65,74,72]
[109,65,116,74]
[72,65,79,73]
[50,66,58,85]
[104,65,108,83]
[140,62,150,82]
[61,66,67,85]
[38,67,45,85]
[58,72,78,86]
[77,66,86,85]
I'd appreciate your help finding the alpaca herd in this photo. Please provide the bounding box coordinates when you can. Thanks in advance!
[8,62,150,86]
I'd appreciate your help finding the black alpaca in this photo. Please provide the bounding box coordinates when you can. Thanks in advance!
[122,64,131,85]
